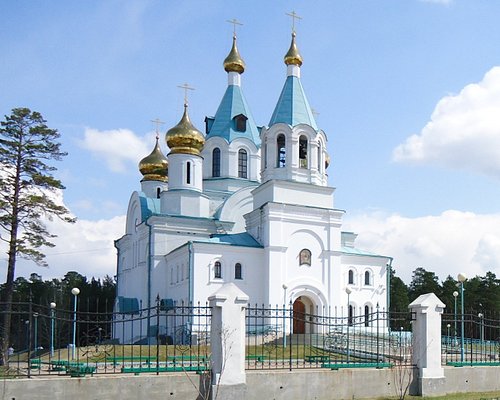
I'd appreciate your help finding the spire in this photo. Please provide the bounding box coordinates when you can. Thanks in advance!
[166,102,205,156]
[223,35,245,74]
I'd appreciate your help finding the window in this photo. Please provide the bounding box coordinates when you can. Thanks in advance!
[214,261,222,279]
[235,263,242,280]
[156,187,161,199]
[186,162,191,184]
[348,305,353,326]
[299,249,311,266]
[364,305,370,327]
[348,269,354,285]
[317,145,321,171]
[212,148,221,177]
[238,149,248,178]
[234,114,247,132]
[364,271,371,286]
[299,135,308,168]
[277,134,286,167]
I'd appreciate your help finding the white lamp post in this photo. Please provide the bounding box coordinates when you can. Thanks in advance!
[33,313,39,357]
[71,288,80,359]
[282,284,288,348]
[457,273,467,362]
[50,302,56,357]
[478,313,484,344]
[345,287,352,363]
[453,290,459,338]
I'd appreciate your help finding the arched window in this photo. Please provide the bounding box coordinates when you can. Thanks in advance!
[235,263,242,280]
[277,134,286,168]
[212,148,221,177]
[364,305,370,327]
[214,261,222,279]
[156,187,161,199]
[317,145,321,171]
[364,271,371,286]
[299,135,308,168]
[348,305,353,326]
[299,249,311,266]
[348,269,354,285]
[238,149,247,178]
[186,161,191,184]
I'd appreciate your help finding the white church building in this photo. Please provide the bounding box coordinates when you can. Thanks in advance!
[114,29,392,343]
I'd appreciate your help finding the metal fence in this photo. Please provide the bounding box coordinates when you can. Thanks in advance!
[245,304,415,370]
[0,299,211,377]
[441,312,500,365]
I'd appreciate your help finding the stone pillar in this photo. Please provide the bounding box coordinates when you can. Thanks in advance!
[209,283,249,399]
[409,292,446,396]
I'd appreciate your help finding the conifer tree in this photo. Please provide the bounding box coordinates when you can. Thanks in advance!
[0,108,75,364]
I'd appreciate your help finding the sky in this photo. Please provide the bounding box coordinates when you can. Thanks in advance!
[2,0,500,284]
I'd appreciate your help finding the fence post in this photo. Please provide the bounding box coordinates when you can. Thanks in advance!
[208,283,249,398]
[409,293,446,396]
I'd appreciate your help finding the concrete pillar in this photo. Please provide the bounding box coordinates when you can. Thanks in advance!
[209,283,249,398]
[409,292,446,396]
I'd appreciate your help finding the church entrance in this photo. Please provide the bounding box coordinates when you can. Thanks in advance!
[293,298,306,334]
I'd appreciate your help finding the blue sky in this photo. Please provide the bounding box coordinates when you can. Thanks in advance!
[2,0,500,284]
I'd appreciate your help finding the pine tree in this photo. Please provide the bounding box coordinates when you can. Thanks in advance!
[0,107,75,364]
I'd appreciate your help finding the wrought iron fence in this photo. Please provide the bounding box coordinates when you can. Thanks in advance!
[245,304,415,370]
[0,299,211,377]
[441,311,500,365]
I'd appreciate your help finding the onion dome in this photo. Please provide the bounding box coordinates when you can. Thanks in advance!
[166,103,205,156]
[284,32,303,67]
[223,35,245,74]
[139,136,168,182]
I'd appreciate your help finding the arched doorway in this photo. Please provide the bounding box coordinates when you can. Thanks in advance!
[293,298,306,334]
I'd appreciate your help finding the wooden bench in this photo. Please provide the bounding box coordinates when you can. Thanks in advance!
[323,362,392,370]
[66,365,96,377]
[108,356,157,366]
[167,355,208,363]
[121,365,207,374]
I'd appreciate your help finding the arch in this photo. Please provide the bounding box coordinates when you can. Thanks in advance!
[186,162,191,184]
[238,149,248,178]
[364,270,371,286]
[348,305,354,326]
[293,298,306,334]
[212,147,221,177]
[156,187,161,199]
[234,262,242,280]
[276,134,286,167]
[364,305,370,327]
[214,261,222,279]
[299,135,308,168]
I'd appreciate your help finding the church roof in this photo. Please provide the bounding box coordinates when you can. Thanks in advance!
[204,232,263,248]
[206,84,261,146]
[269,75,318,130]
[341,246,391,259]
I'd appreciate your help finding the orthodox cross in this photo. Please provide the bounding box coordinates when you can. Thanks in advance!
[286,11,302,32]
[177,83,195,105]
[150,118,165,139]
[226,18,243,36]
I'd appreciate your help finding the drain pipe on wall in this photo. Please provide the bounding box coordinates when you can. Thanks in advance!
[145,219,153,341]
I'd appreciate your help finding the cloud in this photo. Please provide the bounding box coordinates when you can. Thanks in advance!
[79,128,153,173]
[344,209,500,284]
[393,67,500,179]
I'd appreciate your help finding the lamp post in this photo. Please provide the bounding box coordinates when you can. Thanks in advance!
[453,290,459,338]
[345,287,352,363]
[478,313,484,343]
[50,302,56,357]
[446,323,451,348]
[33,313,39,357]
[282,284,288,348]
[457,273,467,363]
[71,288,80,359]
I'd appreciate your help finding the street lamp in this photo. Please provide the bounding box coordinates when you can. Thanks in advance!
[33,313,39,357]
[478,313,484,344]
[282,284,288,348]
[457,273,467,362]
[446,323,451,348]
[71,288,80,359]
[24,320,29,351]
[345,287,352,363]
[50,302,56,357]
[453,290,459,338]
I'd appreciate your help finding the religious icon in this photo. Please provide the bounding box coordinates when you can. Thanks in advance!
[299,249,311,266]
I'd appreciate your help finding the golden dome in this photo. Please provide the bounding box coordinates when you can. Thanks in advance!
[284,32,303,67]
[325,153,331,169]
[223,35,245,74]
[166,103,205,156]
[139,137,168,182]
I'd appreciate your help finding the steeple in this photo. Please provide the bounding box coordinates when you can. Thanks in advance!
[269,30,318,130]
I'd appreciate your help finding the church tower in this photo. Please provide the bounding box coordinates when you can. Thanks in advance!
[161,102,210,217]
[138,134,168,199]
[202,31,261,198]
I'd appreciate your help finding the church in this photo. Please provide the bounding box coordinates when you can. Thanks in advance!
[114,27,392,343]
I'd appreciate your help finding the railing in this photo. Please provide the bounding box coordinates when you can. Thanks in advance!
[0,299,211,377]
[245,304,415,370]
[441,312,500,365]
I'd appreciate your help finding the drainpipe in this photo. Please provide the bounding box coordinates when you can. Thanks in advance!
[188,241,194,304]
[113,240,120,340]
[145,219,153,342]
